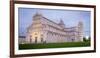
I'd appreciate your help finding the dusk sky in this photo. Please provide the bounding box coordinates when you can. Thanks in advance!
[18,8,91,37]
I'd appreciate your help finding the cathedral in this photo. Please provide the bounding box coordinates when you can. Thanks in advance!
[25,12,84,43]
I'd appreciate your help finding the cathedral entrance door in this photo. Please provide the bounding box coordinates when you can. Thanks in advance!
[35,37,37,43]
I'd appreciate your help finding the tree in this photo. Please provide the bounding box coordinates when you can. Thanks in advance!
[83,37,87,42]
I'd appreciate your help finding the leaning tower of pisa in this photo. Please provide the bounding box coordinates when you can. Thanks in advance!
[78,21,84,42]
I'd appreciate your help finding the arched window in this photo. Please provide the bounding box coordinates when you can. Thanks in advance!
[30,35,32,43]
[35,33,37,35]
[41,38,43,42]
[41,34,43,43]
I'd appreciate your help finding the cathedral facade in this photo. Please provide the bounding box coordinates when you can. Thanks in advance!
[25,12,84,43]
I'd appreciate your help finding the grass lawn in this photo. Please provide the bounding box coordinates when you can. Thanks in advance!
[19,41,90,50]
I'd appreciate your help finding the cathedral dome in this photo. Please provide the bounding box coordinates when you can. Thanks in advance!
[58,19,65,28]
